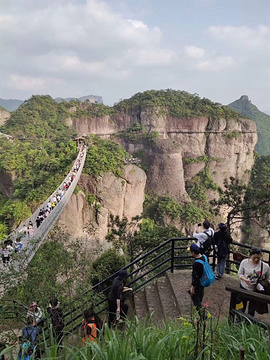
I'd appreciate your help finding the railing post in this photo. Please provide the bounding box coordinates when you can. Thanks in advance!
[170,239,175,273]
[239,346,245,360]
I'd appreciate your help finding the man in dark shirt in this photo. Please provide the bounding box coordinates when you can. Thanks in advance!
[214,223,233,279]
[108,270,132,327]
[189,243,206,316]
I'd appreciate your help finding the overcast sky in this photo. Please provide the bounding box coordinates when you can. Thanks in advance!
[1,0,269,111]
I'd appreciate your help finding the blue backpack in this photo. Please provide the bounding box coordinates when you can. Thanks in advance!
[195,255,216,287]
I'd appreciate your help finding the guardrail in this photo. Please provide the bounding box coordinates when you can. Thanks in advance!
[3,145,87,271]
[4,236,270,342]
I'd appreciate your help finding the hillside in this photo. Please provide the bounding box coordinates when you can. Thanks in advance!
[0,94,103,111]
[227,95,270,155]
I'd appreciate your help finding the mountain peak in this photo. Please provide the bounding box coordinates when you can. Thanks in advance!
[239,95,251,102]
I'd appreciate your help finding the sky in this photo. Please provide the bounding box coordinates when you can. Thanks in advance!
[0,0,269,111]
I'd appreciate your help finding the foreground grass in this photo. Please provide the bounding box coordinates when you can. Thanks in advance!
[1,316,270,359]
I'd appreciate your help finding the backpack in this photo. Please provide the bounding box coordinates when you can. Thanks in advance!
[200,231,214,254]
[195,255,216,287]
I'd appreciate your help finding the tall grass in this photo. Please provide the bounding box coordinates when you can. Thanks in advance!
[1,317,269,359]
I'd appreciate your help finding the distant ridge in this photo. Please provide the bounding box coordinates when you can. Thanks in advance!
[0,94,103,111]
[54,95,103,104]
[0,98,24,112]
[227,95,270,156]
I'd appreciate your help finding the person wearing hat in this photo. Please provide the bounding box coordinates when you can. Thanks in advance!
[188,243,206,317]
[107,269,132,327]
[214,223,233,280]
[26,302,43,324]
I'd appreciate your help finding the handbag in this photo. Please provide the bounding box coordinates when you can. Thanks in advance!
[258,279,270,295]
[255,262,270,295]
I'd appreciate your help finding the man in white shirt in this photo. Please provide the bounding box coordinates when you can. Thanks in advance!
[193,220,214,254]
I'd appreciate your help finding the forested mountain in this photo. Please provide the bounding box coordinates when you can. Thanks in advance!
[227,95,270,155]
[0,94,103,112]
[0,95,77,236]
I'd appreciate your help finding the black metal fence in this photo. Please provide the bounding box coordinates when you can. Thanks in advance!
[3,237,270,341]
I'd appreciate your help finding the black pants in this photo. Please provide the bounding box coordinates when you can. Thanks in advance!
[108,299,128,327]
[191,285,205,317]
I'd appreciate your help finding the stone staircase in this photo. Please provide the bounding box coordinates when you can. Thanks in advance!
[133,270,259,324]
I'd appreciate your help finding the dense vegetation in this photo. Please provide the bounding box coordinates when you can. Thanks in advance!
[0,95,77,232]
[228,95,270,155]
[114,89,241,120]
[1,318,269,360]
[84,135,129,178]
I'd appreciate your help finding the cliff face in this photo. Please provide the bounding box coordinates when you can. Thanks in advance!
[58,164,146,250]
[0,109,10,126]
[68,109,257,202]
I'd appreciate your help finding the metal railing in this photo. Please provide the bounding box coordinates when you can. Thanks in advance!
[2,146,87,272]
[4,237,270,341]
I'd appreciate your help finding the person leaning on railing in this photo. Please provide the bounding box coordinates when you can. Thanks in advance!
[238,248,270,317]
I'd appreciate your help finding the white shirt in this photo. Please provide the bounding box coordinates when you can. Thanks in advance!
[193,227,214,247]
[238,259,270,291]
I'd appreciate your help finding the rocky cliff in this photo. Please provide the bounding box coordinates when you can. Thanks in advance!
[68,109,257,203]
[0,109,10,126]
[58,164,146,251]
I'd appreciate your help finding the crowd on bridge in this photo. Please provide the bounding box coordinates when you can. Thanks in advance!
[0,146,86,268]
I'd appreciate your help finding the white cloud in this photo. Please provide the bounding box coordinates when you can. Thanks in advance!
[197,56,233,71]
[184,46,205,59]
[9,75,47,90]
[207,25,270,49]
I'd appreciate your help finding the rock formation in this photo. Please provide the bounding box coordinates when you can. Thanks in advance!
[58,164,147,250]
[0,108,10,126]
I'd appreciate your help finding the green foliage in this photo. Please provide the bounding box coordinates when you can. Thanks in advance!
[119,121,159,144]
[212,176,270,235]
[2,318,268,360]
[228,96,270,155]
[84,135,129,177]
[186,162,218,216]
[114,89,240,120]
[0,95,78,228]
[0,223,8,241]
[85,191,96,206]
[222,131,240,139]
[1,95,76,140]
[132,218,182,254]
[61,99,114,118]
[91,248,126,287]
[143,195,209,226]
[5,239,74,307]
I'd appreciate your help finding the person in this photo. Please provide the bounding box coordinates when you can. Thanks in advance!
[47,298,65,344]
[1,246,11,267]
[193,220,214,256]
[15,239,23,253]
[27,302,43,324]
[108,270,132,327]
[238,248,270,317]
[28,222,34,238]
[81,308,102,345]
[18,225,28,240]
[18,317,38,360]
[214,223,233,279]
[188,243,206,318]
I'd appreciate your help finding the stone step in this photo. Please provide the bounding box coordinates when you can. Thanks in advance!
[166,270,194,317]
[134,288,149,320]
[156,275,180,320]
[144,282,164,325]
